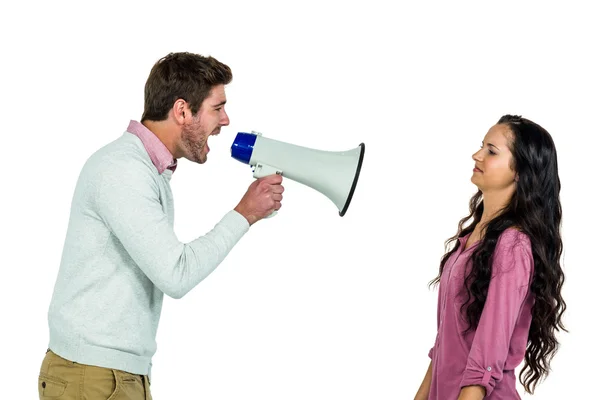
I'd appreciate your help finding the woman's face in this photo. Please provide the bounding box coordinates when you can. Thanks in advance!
[471,123,517,194]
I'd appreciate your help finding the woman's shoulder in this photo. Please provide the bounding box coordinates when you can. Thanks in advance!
[493,228,534,284]
[497,227,532,254]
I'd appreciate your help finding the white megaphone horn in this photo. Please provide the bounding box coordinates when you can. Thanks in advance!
[231,131,365,216]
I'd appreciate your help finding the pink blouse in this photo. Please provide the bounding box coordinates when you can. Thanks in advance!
[428,229,535,399]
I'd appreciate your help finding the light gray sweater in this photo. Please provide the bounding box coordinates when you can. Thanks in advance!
[48,132,249,375]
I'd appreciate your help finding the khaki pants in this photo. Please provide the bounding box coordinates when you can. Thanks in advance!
[38,349,152,400]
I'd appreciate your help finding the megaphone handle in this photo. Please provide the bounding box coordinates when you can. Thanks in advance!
[252,163,283,218]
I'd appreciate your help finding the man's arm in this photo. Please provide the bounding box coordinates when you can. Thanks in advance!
[94,160,282,298]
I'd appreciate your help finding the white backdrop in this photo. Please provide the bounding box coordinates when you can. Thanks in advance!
[1,1,597,398]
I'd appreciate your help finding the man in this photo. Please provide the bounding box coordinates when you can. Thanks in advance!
[38,52,284,399]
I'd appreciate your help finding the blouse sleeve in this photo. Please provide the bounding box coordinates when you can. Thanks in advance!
[459,234,533,396]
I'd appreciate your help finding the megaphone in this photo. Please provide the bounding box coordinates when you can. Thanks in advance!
[231,131,365,216]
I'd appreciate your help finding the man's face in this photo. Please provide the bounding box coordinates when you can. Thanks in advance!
[180,84,230,164]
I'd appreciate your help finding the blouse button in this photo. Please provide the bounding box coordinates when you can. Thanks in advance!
[487,366,492,371]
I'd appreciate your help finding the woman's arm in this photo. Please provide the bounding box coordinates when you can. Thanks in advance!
[457,385,485,400]
[459,234,533,397]
[414,361,433,400]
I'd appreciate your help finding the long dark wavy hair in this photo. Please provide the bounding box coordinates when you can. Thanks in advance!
[430,115,566,393]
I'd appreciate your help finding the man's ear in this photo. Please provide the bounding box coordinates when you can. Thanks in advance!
[173,99,188,124]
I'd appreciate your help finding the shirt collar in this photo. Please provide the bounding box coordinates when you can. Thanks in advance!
[126,120,177,174]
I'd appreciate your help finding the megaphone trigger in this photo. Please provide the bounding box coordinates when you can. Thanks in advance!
[252,163,283,179]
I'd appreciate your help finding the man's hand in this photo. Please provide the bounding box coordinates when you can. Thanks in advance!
[234,174,284,225]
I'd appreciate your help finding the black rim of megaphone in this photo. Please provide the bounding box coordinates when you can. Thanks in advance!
[340,143,365,217]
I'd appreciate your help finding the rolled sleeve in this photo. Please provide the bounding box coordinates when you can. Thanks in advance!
[460,365,496,396]
[459,238,533,396]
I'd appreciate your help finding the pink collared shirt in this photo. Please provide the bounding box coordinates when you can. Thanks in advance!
[126,120,177,174]
[428,229,535,399]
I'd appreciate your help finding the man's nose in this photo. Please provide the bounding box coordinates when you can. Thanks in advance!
[221,110,230,126]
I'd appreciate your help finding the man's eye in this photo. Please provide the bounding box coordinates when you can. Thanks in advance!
[488,149,496,155]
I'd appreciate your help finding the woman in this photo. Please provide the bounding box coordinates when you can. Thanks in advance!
[414,115,566,399]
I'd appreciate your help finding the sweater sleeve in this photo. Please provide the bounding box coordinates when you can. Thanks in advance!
[459,235,533,396]
[93,157,250,299]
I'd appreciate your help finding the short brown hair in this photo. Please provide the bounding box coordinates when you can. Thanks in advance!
[141,52,232,122]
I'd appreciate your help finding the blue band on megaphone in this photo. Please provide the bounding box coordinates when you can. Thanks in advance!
[231,132,257,164]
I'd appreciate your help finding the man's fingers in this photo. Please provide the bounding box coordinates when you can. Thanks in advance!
[271,184,284,194]
[259,174,283,184]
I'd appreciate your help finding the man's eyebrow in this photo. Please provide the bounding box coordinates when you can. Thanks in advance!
[213,100,227,107]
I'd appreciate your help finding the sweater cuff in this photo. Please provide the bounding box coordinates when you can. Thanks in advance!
[221,210,250,234]
[459,366,495,397]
